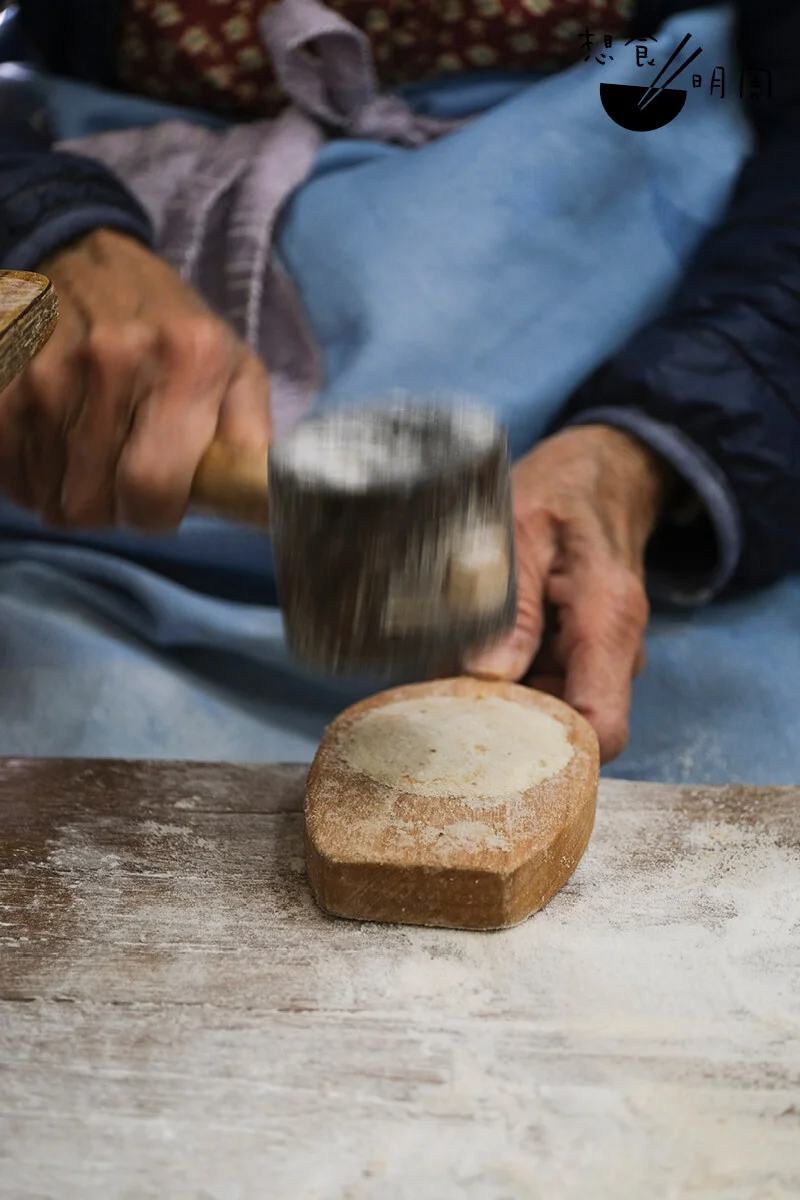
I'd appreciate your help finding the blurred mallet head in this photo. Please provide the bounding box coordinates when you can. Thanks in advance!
[192,396,518,677]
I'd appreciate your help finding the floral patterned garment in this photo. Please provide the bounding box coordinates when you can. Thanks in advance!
[117,0,633,117]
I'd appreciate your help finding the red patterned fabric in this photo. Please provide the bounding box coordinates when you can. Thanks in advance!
[118,0,633,118]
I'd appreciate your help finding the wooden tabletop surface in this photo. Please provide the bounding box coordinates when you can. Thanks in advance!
[1,759,799,1199]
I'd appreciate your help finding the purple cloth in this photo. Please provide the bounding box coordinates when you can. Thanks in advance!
[57,0,461,436]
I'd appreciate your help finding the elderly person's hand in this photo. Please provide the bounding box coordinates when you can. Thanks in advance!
[0,229,272,532]
[464,424,677,763]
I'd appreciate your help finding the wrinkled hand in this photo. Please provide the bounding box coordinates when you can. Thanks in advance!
[464,425,676,763]
[0,229,272,531]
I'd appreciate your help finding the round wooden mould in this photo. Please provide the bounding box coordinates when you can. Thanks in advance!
[305,677,600,930]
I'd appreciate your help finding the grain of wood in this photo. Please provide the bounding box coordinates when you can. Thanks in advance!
[0,758,799,1199]
[0,271,58,392]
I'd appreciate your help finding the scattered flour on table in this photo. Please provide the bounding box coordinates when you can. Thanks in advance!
[336,695,574,800]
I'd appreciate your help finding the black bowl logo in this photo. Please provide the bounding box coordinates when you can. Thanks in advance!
[601,34,702,132]
[600,82,687,131]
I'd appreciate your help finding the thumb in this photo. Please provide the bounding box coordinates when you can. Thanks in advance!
[462,625,541,681]
[462,529,553,680]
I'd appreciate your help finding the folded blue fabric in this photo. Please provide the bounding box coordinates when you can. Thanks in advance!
[0,537,795,784]
[279,7,752,456]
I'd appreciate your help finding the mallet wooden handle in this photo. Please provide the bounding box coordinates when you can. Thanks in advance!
[190,440,270,528]
[0,270,58,392]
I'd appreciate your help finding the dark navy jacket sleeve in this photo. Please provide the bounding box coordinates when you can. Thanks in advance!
[559,0,800,602]
[0,1,153,270]
[0,123,154,270]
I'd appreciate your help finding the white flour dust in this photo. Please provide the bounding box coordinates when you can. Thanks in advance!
[273,400,498,491]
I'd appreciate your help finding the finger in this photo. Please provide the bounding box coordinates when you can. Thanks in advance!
[462,510,556,681]
[0,378,32,509]
[550,566,648,762]
[115,318,237,531]
[523,672,565,701]
[19,338,88,524]
[521,603,561,675]
[0,295,88,520]
[633,641,647,677]
[59,323,156,528]
[214,352,272,451]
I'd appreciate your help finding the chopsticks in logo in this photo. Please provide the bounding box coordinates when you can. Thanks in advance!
[639,34,703,110]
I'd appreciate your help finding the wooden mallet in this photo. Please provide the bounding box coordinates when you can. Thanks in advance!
[0,270,59,392]
[190,399,519,677]
[1,271,518,678]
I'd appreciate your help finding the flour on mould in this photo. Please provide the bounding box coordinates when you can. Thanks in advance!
[273,399,498,491]
[336,695,574,803]
[279,422,407,488]
[392,817,511,852]
[436,821,510,851]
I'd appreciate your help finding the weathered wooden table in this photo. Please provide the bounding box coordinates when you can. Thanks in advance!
[1,760,799,1199]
